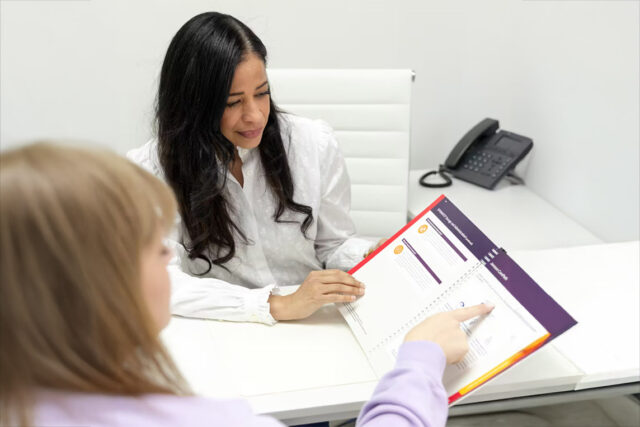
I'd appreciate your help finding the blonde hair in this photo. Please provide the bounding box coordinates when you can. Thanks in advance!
[0,143,190,426]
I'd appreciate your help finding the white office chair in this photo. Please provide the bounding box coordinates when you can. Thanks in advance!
[267,69,413,238]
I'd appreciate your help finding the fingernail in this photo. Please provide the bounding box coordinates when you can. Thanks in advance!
[485,302,496,309]
[359,288,365,295]
[350,295,356,301]
[359,281,366,288]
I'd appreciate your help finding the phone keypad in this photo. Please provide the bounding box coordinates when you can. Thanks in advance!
[462,152,513,178]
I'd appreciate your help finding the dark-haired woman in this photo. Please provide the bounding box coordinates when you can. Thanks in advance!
[129,12,377,324]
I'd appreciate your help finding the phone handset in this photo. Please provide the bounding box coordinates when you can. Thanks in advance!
[444,118,499,169]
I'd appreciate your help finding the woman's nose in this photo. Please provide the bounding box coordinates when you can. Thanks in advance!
[242,98,263,123]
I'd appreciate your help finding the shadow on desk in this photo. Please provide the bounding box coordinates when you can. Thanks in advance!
[280,304,347,327]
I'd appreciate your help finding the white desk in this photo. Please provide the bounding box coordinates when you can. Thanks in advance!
[161,173,639,424]
[511,243,640,391]
[407,170,603,251]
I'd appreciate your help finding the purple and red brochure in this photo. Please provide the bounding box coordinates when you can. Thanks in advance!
[338,195,577,405]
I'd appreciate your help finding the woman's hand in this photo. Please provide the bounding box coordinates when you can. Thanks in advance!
[404,303,494,364]
[364,238,387,259]
[269,270,365,320]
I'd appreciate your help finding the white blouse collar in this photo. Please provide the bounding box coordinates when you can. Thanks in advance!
[237,146,254,163]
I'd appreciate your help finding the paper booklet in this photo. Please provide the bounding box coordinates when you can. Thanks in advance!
[337,194,577,405]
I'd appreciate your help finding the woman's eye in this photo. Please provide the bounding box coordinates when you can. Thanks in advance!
[226,99,240,108]
[256,90,271,98]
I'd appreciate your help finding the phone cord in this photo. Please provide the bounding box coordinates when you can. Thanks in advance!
[419,164,452,188]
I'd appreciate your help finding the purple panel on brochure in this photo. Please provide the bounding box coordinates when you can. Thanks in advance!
[484,252,577,337]
[402,238,442,284]
[431,197,497,260]
[425,218,467,261]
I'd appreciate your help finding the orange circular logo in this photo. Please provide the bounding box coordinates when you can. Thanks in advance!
[394,245,404,254]
[418,224,428,234]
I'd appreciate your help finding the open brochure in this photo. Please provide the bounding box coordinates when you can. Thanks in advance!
[337,195,577,405]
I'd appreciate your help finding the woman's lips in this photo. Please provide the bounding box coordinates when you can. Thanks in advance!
[237,128,263,139]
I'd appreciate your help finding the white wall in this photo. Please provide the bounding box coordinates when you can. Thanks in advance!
[1,0,638,242]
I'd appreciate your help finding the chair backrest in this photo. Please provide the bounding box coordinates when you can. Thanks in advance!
[267,69,413,238]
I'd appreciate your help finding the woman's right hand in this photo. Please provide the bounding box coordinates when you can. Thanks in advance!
[404,303,494,364]
[269,270,365,321]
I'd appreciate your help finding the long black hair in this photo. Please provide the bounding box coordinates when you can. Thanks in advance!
[156,12,313,273]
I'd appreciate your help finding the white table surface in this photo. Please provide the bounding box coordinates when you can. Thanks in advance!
[408,170,602,251]
[511,242,640,391]
[161,173,638,423]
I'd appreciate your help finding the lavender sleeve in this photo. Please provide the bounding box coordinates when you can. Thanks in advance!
[357,341,448,427]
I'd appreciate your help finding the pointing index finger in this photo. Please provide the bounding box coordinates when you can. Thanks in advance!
[450,303,495,322]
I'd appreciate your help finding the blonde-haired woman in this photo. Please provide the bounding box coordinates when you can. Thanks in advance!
[0,143,491,426]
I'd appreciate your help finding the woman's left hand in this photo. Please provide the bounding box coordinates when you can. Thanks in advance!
[268,270,365,320]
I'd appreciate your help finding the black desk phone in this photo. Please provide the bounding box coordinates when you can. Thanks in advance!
[420,118,533,190]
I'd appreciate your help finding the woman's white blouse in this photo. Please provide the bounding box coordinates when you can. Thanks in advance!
[127,114,373,325]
